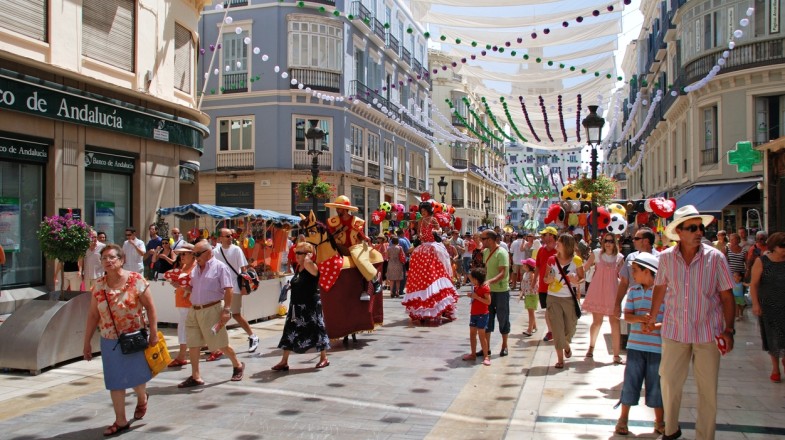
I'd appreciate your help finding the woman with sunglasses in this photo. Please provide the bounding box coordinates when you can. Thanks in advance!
[581,233,625,363]
[543,233,584,369]
[271,241,329,371]
[749,231,785,383]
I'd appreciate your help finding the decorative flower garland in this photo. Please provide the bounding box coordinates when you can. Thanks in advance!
[539,96,555,142]
[519,96,541,142]
[557,95,567,142]
[462,97,506,143]
[481,97,516,142]
[499,97,528,143]
[575,94,583,143]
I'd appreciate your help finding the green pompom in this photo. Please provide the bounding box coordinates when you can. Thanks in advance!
[424,32,430,38]
[498,47,504,53]
[523,54,529,60]
[510,51,516,56]
[407,27,413,33]
[535,57,541,63]
[333,10,340,16]
[547,60,553,66]
[440,35,446,41]
[471,41,477,47]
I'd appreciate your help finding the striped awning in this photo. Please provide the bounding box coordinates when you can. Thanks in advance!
[240,209,301,224]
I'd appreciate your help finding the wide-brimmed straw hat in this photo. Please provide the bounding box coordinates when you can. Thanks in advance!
[663,205,714,241]
[172,242,194,254]
[324,195,359,212]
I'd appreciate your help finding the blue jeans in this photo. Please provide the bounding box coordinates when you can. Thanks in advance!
[469,313,489,329]
[620,348,663,407]
[461,257,471,276]
[485,291,511,335]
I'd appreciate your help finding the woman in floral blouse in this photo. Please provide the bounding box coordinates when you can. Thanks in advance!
[83,244,158,436]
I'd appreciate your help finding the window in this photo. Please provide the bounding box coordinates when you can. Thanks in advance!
[85,170,131,245]
[704,14,712,50]
[0,0,47,41]
[383,140,393,168]
[218,117,253,151]
[451,180,464,208]
[222,31,249,92]
[0,161,43,286]
[288,19,343,71]
[396,145,405,181]
[367,132,380,164]
[350,125,364,157]
[354,48,365,83]
[701,106,718,165]
[294,118,330,151]
[755,0,766,37]
[82,0,135,71]
[695,19,701,54]
[174,23,193,93]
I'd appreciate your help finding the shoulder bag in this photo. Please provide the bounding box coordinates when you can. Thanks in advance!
[556,261,582,319]
[103,280,149,355]
[220,247,253,293]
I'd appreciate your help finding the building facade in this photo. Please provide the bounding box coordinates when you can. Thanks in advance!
[428,50,508,233]
[197,0,432,232]
[0,0,210,292]
[617,0,777,234]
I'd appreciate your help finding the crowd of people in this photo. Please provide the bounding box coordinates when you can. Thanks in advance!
[63,199,784,438]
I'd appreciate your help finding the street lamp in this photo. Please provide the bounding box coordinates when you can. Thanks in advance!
[483,195,491,227]
[581,105,605,250]
[507,206,512,224]
[437,176,448,203]
[305,119,325,216]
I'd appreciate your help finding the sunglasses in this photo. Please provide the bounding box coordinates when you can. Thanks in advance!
[603,240,615,244]
[295,251,309,255]
[679,223,705,233]
[194,250,209,257]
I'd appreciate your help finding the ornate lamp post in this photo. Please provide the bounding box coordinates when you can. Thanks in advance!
[437,176,448,203]
[483,195,491,227]
[304,119,325,216]
[581,105,605,250]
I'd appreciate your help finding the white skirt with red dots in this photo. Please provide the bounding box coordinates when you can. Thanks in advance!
[402,242,459,323]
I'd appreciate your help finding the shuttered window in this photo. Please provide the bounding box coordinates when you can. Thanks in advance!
[82,0,135,72]
[0,0,47,41]
[174,23,192,93]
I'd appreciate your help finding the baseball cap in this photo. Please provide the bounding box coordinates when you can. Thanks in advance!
[539,226,559,236]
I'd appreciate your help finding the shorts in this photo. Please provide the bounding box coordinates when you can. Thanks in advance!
[620,348,663,408]
[511,264,523,275]
[524,294,539,310]
[538,291,548,309]
[185,302,229,350]
[486,291,511,334]
[230,292,243,314]
[734,296,745,306]
[469,313,489,329]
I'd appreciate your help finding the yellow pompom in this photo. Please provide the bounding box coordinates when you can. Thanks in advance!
[277,304,287,316]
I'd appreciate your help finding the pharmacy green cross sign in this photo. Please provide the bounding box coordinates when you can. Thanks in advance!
[727,141,762,173]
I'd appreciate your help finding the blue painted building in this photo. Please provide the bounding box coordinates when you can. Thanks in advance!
[198,0,432,230]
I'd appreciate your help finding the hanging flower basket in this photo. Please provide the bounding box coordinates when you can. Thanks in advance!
[296,178,335,201]
[573,173,617,207]
[36,213,92,263]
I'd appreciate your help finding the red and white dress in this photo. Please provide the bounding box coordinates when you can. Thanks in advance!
[401,216,459,323]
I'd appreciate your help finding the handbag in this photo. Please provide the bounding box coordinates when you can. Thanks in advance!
[103,289,149,355]
[398,247,406,264]
[221,247,255,293]
[145,331,171,376]
[556,260,582,319]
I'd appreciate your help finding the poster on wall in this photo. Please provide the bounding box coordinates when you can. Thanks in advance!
[94,201,115,241]
[0,197,21,252]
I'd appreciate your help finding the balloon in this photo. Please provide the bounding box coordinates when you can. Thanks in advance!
[561,183,582,200]
[385,211,392,220]
[409,212,416,220]
[169,237,174,245]
[606,214,628,234]
[396,211,404,221]
[379,202,391,212]
[381,220,389,230]
[580,201,592,213]
[394,203,405,212]
[608,203,626,217]
[242,237,249,248]
[409,204,418,212]
[589,206,611,230]
[371,210,384,224]
[577,213,588,227]
[433,202,444,214]
[644,198,654,212]
[202,228,209,238]
[248,237,255,248]
[568,213,579,226]
[569,200,581,213]
[650,198,676,219]
[453,217,462,231]
[544,204,564,224]
[448,205,455,215]
[636,212,649,225]
[435,213,450,227]
[415,213,422,220]
[524,219,540,230]
[399,220,408,229]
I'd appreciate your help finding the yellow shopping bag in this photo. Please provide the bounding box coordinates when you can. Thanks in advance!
[145,331,171,377]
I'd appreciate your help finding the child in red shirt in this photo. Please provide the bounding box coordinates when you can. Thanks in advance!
[463,267,492,366]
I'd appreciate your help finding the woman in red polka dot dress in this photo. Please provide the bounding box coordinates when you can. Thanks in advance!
[402,201,459,324]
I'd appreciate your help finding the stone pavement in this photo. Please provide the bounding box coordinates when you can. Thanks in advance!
[0,285,784,439]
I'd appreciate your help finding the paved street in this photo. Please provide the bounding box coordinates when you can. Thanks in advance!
[1,285,784,439]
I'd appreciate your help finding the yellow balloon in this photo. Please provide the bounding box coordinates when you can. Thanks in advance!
[242,237,249,249]
[202,228,208,238]
[567,213,579,226]
[608,203,626,217]
[169,237,174,245]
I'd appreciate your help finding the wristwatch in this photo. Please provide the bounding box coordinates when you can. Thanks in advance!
[724,327,735,336]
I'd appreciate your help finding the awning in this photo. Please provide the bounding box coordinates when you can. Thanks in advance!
[157,204,301,223]
[675,182,756,212]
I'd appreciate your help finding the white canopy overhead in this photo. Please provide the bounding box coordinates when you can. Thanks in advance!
[455,55,615,83]
[445,38,618,65]
[443,19,621,49]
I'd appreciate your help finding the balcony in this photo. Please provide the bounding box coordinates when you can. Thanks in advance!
[372,18,385,42]
[292,150,332,170]
[350,2,372,31]
[401,47,411,66]
[408,176,417,189]
[222,73,248,93]
[386,32,400,55]
[308,0,336,5]
[289,68,340,93]
[451,114,465,127]
[452,158,468,168]
[350,156,365,175]
[701,148,718,166]
[227,0,248,6]
[349,80,432,136]
[684,37,785,86]
[418,179,426,191]
[368,162,380,179]
[452,198,464,208]
[383,168,393,184]
[217,150,254,171]
[412,59,422,75]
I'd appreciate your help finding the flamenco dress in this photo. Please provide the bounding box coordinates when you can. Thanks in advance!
[401,218,459,323]
[581,250,623,316]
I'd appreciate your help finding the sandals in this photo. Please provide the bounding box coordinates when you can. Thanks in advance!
[177,376,205,388]
[167,358,187,368]
[462,354,477,361]
[586,346,594,358]
[522,330,533,337]
[564,347,572,358]
[614,417,629,435]
[206,350,223,362]
[133,392,148,420]
[654,421,666,435]
[771,373,781,383]
[315,359,330,369]
[271,363,289,371]
[103,422,131,437]
[614,356,626,365]
[482,357,491,366]
[554,362,564,369]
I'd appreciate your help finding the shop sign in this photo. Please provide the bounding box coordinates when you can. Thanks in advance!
[85,151,135,174]
[0,69,208,152]
[216,183,254,209]
[0,136,48,163]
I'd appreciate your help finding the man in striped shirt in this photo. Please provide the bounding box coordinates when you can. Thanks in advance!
[646,206,735,440]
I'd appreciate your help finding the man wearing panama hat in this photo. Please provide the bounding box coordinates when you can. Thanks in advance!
[645,205,735,440]
[325,195,381,300]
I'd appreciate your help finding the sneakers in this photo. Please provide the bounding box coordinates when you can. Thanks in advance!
[372,280,383,294]
[360,293,371,301]
[543,331,553,342]
[206,350,223,362]
[248,334,259,353]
